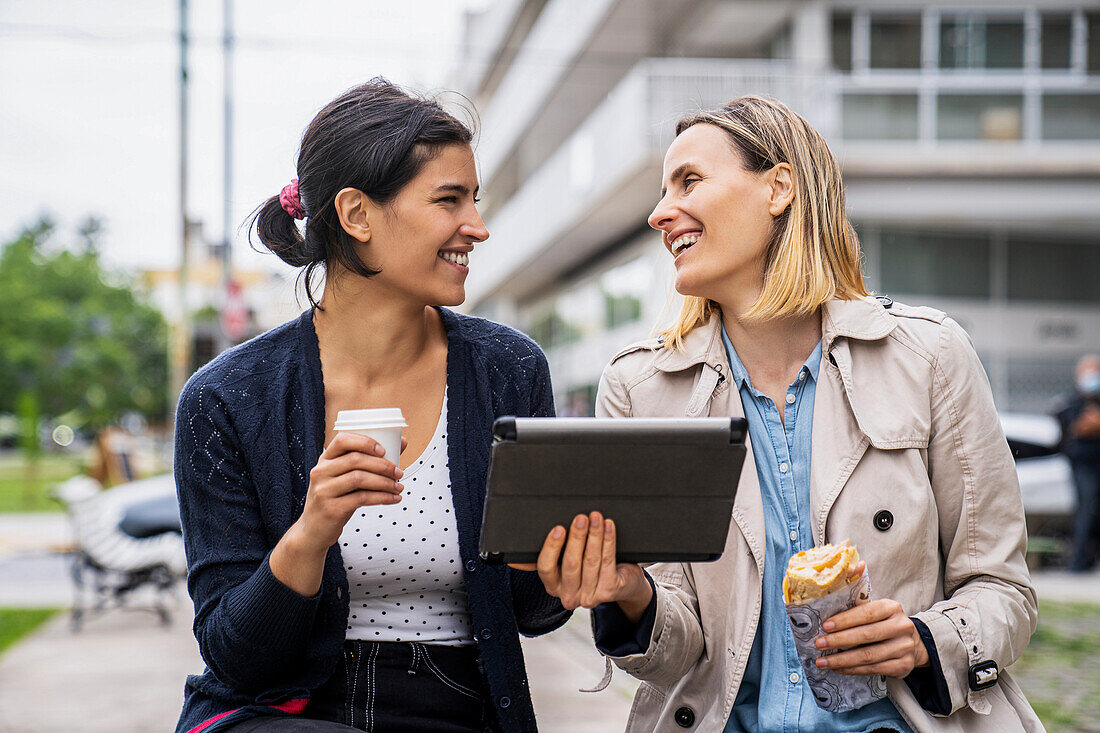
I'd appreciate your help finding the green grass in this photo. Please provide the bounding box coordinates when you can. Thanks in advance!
[0,608,61,655]
[1011,600,1100,732]
[0,452,83,512]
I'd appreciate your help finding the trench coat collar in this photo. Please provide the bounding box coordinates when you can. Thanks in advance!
[652,296,896,374]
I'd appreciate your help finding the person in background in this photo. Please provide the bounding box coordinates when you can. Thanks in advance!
[173,79,567,733]
[1056,354,1100,573]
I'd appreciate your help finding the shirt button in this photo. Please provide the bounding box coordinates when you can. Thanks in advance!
[780,462,789,474]
[789,529,798,541]
[785,393,796,404]
[790,672,800,684]
[798,372,806,381]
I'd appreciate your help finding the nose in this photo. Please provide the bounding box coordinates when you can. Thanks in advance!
[648,195,674,232]
[462,207,490,243]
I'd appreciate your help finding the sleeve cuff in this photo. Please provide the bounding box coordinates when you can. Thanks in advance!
[223,553,322,648]
[904,616,952,716]
[592,572,657,657]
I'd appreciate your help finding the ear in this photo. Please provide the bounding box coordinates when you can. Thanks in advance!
[766,163,795,217]
[334,188,372,243]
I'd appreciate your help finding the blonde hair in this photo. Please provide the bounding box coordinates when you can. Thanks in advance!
[660,96,868,350]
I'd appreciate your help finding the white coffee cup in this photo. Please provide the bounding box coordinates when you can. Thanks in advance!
[333,408,407,465]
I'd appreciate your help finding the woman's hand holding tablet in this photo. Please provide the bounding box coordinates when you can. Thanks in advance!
[510,511,653,623]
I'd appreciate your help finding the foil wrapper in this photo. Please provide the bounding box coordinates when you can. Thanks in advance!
[784,572,887,713]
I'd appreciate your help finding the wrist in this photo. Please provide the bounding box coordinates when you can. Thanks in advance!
[912,624,931,668]
[283,519,332,560]
[616,576,654,624]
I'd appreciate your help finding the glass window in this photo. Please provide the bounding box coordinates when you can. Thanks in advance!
[1041,14,1073,69]
[599,257,651,330]
[1043,94,1100,139]
[869,15,922,69]
[937,94,1023,140]
[940,16,1024,69]
[1008,236,1100,303]
[832,11,852,71]
[879,229,991,298]
[841,94,919,139]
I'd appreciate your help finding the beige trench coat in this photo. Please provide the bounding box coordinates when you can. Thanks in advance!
[594,297,1043,733]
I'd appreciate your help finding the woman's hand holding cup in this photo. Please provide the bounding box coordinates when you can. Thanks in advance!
[273,432,406,597]
[294,432,407,552]
[512,511,653,623]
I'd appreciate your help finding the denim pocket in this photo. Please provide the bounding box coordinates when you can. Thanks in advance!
[415,643,483,701]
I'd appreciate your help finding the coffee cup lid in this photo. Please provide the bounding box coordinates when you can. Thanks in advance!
[334,408,407,431]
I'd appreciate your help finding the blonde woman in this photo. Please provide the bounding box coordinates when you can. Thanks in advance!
[524,97,1042,732]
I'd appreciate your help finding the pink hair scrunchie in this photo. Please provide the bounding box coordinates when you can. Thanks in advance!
[279,179,306,219]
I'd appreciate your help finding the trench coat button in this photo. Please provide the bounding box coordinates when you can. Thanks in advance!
[465,559,478,572]
[480,627,493,640]
[674,706,695,728]
[875,294,893,309]
[499,696,511,708]
[874,510,894,531]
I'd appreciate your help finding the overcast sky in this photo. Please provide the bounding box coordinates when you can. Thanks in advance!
[0,0,490,274]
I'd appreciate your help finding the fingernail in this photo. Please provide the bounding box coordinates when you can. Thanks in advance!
[605,519,613,533]
[395,482,404,492]
[395,468,404,479]
[574,516,587,529]
[823,621,834,631]
[816,658,828,668]
[815,638,826,649]
[552,526,565,539]
[375,444,385,455]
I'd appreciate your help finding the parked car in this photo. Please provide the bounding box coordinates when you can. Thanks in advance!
[1000,413,1075,548]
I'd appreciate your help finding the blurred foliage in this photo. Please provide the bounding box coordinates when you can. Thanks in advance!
[0,453,83,513]
[1012,600,1100,731]
[0,608,60,656]
[0,216,169,433]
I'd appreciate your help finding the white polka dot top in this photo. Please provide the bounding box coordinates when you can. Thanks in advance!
[338,390,474,646]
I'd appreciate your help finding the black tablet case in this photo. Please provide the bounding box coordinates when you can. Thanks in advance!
[479,416,747,564]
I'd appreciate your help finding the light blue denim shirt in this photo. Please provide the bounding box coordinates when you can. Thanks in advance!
[720,327,910,733]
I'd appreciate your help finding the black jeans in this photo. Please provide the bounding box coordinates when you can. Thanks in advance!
[225,640,499,732]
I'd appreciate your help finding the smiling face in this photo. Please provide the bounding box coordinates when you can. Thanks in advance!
[648,123,787,307]
[345,143,488,307]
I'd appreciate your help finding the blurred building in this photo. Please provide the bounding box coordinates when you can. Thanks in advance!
[140,224,299,370]
[456,0,1100,414]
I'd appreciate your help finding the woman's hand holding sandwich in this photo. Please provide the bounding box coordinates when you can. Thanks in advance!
[813,591,930,678]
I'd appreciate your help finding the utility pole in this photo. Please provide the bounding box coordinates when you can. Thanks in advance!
[219,0,248,346]
[171,0,192,421]
[221,0,234,299]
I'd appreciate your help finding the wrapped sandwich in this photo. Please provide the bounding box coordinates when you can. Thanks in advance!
[783,541,861,604]
[783,541,887,713]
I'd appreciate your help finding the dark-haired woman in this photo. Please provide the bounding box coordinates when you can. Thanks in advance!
[173,79,569,733]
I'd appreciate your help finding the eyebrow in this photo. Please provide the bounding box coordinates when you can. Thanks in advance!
[659,162,698,199]
[432,183,479,197]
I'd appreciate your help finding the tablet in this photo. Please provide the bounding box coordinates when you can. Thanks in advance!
[478,416,747,565]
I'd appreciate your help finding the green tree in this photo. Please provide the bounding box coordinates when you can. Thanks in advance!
[0,217,169,436]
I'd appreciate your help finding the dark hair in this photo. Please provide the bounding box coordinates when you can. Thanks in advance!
[250,78,475,307]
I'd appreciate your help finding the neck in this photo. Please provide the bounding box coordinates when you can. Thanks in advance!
[313,273,440,384]
[718,299,822,381]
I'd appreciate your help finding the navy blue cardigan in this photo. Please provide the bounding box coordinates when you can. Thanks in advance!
[174,308,570,733]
